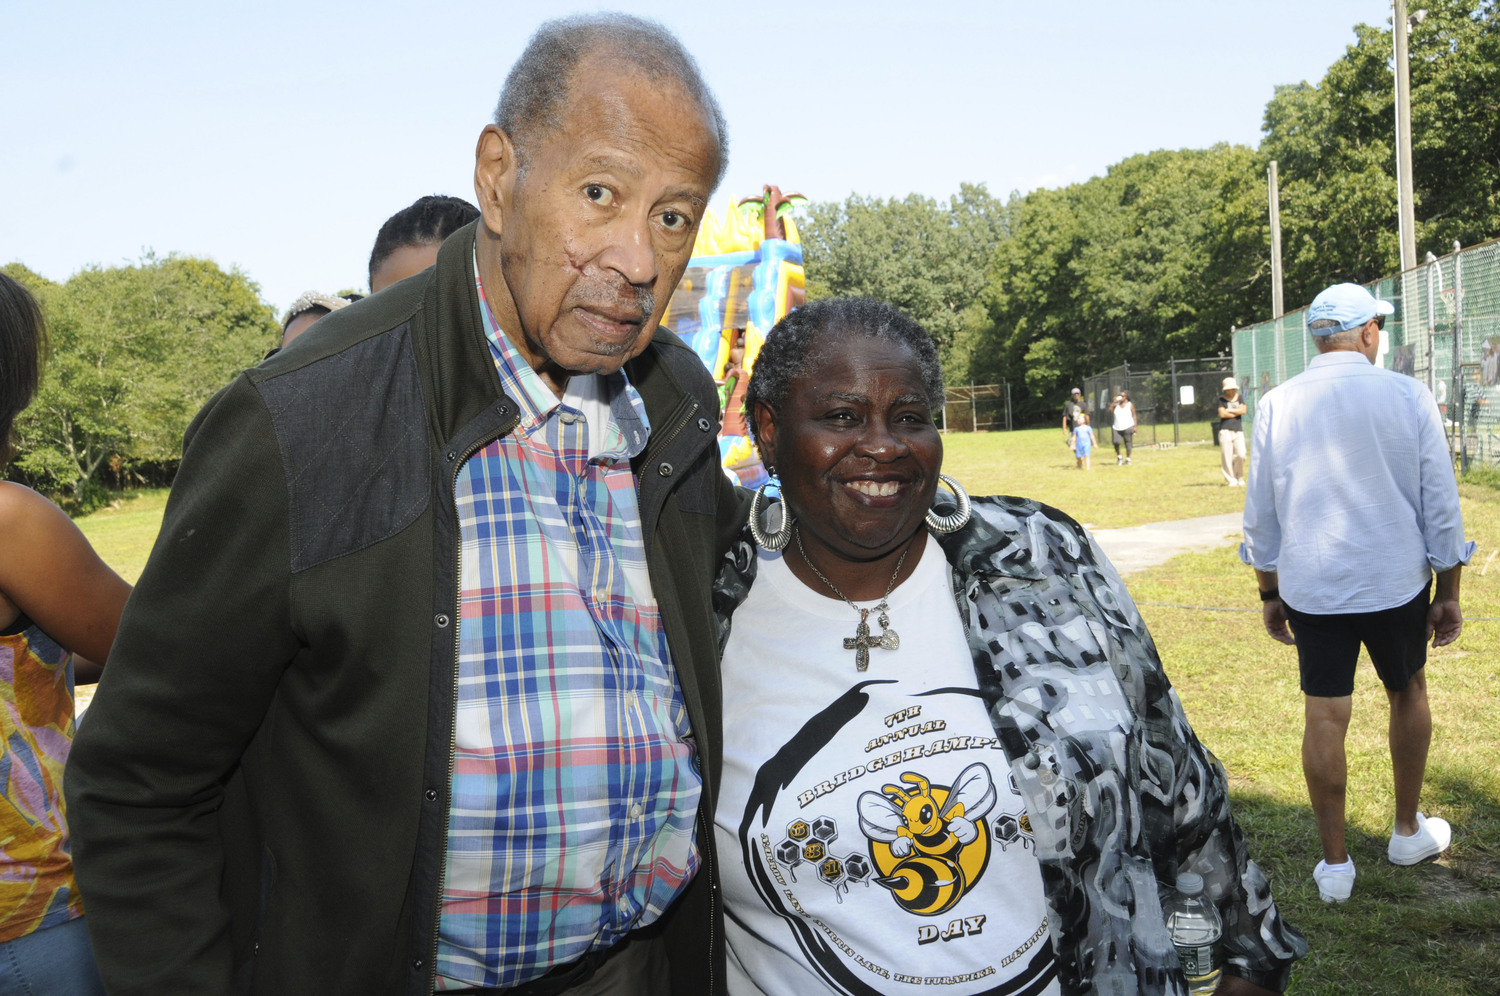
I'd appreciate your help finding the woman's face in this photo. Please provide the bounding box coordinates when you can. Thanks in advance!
[756,332,942,564]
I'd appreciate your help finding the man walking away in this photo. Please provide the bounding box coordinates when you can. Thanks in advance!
[1218,377,1247,485]
[1240,282,1472,905]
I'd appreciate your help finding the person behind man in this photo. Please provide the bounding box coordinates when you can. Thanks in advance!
[1240,282,1471,905]
[369,194,481,294]
[67,14,738,995]
[276,289,353,349]
[1108,390,1136,465]
[1061,386,1085,441]
[1218,377,1247,486]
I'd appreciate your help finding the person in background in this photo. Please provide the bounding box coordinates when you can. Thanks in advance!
[368,194,480,294]
[1108,390,1137,465]
[277,290,354,349]
[1071,410,1095,470]
[1218,378,1248,486]
[0,272,130,996]
[1241,282,1470,905]
[715,296,1305,995]
[1061,385,1085,439]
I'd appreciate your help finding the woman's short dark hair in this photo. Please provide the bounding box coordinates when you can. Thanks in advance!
[368,195,480,286]
[745,297,945,444]
[0,272,45,467]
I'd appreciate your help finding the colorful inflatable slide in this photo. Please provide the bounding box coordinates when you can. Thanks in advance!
[660,185,806,486]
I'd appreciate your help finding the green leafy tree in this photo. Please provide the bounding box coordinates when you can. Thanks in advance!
[8,256,278,498]
[1261,0,1500,300]
[798,183,1009,372]
[969,145,1266,422]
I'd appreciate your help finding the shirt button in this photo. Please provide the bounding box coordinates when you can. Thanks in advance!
[630,803,644,819]
[559,411,578,424]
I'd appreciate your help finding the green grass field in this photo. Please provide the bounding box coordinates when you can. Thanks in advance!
[74,427,1500,993]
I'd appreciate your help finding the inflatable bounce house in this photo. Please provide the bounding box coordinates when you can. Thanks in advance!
[660,185,806,487]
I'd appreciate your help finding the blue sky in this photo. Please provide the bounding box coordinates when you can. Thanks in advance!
[3,1,1394,314]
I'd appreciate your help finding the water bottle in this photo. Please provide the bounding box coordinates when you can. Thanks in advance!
[1164,872,1222,994]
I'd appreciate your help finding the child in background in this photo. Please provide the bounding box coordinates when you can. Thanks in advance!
[1072,411,1095,470]
[0,271,129,995]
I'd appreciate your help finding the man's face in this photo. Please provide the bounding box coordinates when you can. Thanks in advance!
[475,59,720,390]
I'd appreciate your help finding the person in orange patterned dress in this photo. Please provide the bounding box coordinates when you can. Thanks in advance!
[0,272,130,994]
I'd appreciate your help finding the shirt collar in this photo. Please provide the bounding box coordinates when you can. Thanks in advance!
[472,248,650,462]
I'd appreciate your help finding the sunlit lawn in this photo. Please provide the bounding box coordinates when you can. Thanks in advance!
[942,420,1244,528]
[72,431,1500,993]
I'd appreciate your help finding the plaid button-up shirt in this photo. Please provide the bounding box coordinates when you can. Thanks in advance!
[435,271,702,990]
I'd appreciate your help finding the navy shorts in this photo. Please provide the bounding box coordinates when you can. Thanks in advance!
[1283,582,1432,697]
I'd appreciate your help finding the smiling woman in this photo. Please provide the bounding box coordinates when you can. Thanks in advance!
[710,297,1307,996]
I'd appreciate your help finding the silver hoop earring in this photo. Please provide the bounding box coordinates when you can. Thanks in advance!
[749,483,794,551]
[925,474,972,534]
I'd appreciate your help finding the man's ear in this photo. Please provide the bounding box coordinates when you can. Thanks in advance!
[752,401,778,470]
[473,125,518,240]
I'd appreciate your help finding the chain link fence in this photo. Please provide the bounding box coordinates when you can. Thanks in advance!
[1232,237,1500,467]
[940,384,1012,432]
[1081,360,1233,446]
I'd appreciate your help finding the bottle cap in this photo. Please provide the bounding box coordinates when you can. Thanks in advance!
[1175,872,1204,895]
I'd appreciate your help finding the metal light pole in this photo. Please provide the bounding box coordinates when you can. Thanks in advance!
[1393,1,1424,272]
[1268,160,1284,316]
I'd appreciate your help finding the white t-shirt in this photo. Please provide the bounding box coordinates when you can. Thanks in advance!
[1111,402,1136,432]
[716,535,1060,996]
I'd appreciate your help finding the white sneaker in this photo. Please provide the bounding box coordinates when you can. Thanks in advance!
[1388,813,1452,865]
[1125,458,1131,465]
[1117,456,1123,465]
[1313,858,1356,902]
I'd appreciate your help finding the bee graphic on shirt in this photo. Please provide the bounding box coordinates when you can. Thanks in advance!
[857,763,996,916]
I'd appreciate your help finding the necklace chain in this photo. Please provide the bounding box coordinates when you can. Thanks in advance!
[794,529,911,671]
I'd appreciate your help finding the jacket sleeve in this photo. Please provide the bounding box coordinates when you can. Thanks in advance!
[1087,532,1308,990]
[65,374,301,995]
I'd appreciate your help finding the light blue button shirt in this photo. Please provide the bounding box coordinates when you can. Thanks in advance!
[1240,350,1474,614]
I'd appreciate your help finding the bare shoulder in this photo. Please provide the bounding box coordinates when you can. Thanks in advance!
[0,481,75,538]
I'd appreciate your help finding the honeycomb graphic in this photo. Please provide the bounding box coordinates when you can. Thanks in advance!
[811,816,838,843]
[803,840,826,862]
[993,809,1035,852]
[787,820,811,841]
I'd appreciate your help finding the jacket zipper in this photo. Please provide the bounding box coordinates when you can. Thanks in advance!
[428,413,517,991]
[638,398,700,476]
[701,806,718,996]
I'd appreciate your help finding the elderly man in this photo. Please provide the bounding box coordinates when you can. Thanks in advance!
[67,15,738,996]
[1240,283,1472,905]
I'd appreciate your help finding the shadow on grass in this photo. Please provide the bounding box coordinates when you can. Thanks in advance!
[1226,787,1500,995]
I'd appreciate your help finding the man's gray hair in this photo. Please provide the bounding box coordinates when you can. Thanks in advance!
[495,13,728,189]
[1310,318,1362,350]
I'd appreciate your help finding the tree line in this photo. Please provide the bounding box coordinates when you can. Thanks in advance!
[801,0,1500,424]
